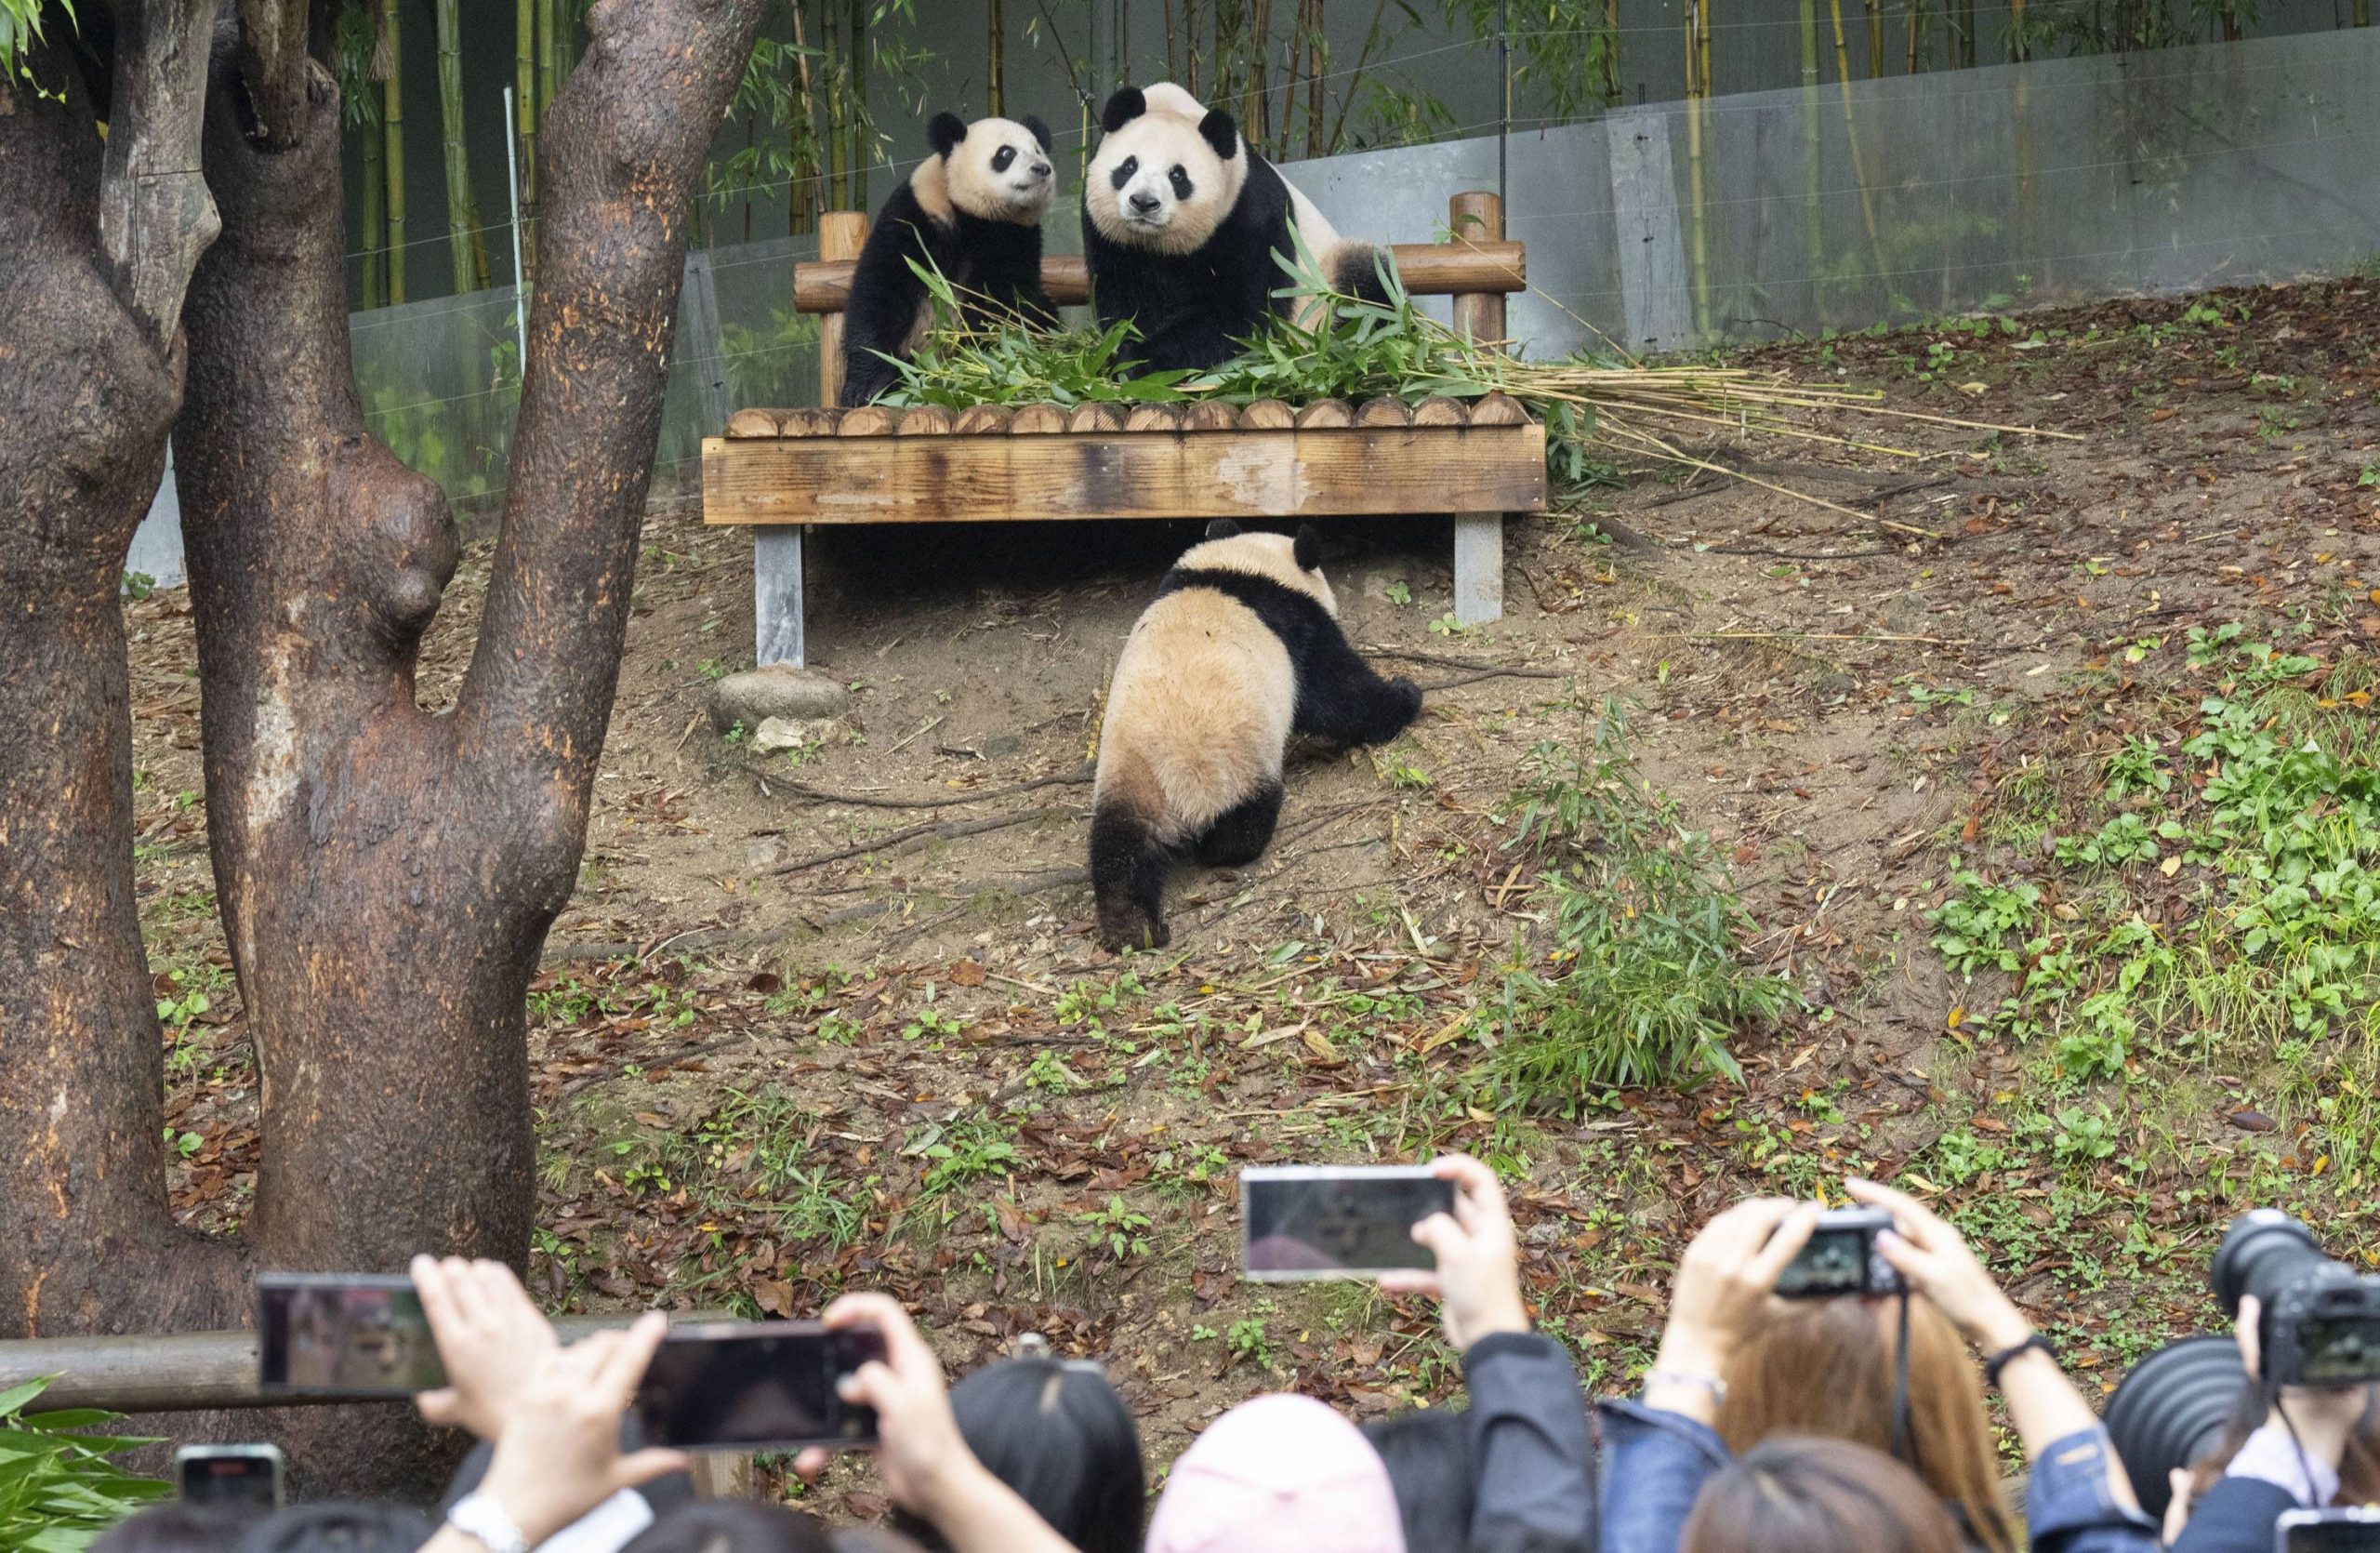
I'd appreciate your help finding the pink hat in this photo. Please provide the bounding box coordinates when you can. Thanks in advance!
[1145,1392,1406,1553]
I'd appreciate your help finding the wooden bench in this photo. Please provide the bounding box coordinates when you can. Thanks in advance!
[701,192,1540,668]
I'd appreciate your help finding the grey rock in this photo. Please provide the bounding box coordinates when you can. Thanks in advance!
[709,664,850,734]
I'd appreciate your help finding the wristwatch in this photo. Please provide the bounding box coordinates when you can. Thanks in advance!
[447,1492,529,1553]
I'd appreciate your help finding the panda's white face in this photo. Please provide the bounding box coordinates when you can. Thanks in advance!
[942,115,1056,224]
[1086,103,1240,256]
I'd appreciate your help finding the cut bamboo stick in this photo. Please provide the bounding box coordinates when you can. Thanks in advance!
[1296,399,1353,429]
[1410,396,1468,427]
[1468,392,1528,426]
[953,405,1012,435]
[839,405,894,436]
[1181,402,1239,431]
[1010,404,1067,434]
[1124,405,1183,432]
[1354,397,1412,428]
[1240,399,1296,429]
[726,408,782,439]
[1068,403,1126,433]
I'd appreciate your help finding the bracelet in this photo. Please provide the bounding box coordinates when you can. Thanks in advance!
[1983,1333,2057,1388]
[1646,1368,1728,1403]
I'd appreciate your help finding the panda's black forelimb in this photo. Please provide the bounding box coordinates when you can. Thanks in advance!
[1294,641,1424,750]
[1091,803,1174,951]
[840,189,938,407]
[1189,780,1285,869]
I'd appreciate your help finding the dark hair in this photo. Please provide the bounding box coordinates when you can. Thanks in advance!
[621,1503,834,1553]
[237,1502,435,1553]
[895,1356,1144,1553]
[93,1503,266,1553]
[1681,1438,1966,1553]
[1361,1407,1476,1552]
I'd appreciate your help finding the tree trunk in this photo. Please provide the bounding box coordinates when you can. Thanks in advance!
[0,2,233,1345]
[1,0,761,1498]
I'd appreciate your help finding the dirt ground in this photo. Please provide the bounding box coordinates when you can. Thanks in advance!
[132,276,2380,1506]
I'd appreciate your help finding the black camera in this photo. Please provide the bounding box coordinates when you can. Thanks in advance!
[2212,1210,2380,1388]
[1776,1206,1903,1300]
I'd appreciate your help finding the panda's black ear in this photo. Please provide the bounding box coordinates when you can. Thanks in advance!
[1197,108,1240,162]
[1022,113,1052,153]
[1293,524,1322,571]
[1204,519,1242,540]
[928,113,967,158]
[1099,87,1146,135]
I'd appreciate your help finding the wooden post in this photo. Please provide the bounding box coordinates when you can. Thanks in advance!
[758,211,866,670]
[1448,191,1507,629]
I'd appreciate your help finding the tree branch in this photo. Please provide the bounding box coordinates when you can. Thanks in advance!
[231,0,314,149]
[456,0,765,818]
[96,0,220,351]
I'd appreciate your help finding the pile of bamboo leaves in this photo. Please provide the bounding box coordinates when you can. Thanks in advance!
[881,244,2077,510]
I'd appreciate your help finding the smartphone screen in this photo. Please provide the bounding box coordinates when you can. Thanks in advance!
[633,1323,884,1450]
[177,1446,284,1507]
[1240,1165,1456,1281]
[258,1274,446,1395]
[2280,1509,2380,1551]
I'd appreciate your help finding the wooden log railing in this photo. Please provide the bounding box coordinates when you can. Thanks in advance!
[0,1312,725,1414]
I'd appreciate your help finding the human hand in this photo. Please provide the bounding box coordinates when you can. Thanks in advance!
[476,1312,687,1546]
[411,1254,560,1440]
[821,1292,986,1521]
[1847,1177,2031,1351]
[1376,1154,1530,1353]
[1656,1196,1815,1380]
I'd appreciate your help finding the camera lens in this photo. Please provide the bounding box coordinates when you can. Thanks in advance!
[2103,1335,2252,1523]
[2209,1208,2330,1320]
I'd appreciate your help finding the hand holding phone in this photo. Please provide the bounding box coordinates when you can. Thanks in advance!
[176,1445,284,1507]
[633,1322,885,1450]
[1241,1165,1458,1281]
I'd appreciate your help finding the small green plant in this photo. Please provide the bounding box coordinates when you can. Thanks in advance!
[2358,463,2379,489]
[2053,1107,2120,1166]
[1226,1316,1276,1370]
[120,571,156,602]
[1487,697,1794,1100]
[0,1376,172,1548]
[1077,1195,1152,1260]
[1385,580,1413,606]
[914,1119,1020,1202]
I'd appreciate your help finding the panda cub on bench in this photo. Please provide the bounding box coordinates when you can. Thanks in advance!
[840,112,1060,406]
[1091,522,1423,952]
[1082,83,1393,375]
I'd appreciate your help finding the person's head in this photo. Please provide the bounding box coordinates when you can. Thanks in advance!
[237,1502,435,1553]
[892,1355,1144,1553]
[621,1503,834,1553]
[93,1503,266,1553]
[1714,1294,2016,1553]
[2184,1378,2380,1505]
[1145,1392,1404,1553]
[1681,1437,1968,1553]
[1360,1407,1474,1552]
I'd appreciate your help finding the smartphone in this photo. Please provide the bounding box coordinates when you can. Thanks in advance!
[633,1322,885,1450]
[176,1444,285,1507]
[2278,1509,2380,1551]
[1240,1164,1457,1282]
[1776,1206,1904,1299]
[257,1273,446,1395]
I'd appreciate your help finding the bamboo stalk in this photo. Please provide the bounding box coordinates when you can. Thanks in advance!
[515,0,536,281]
[1827,0,1887,286]
[381,0,405,304]
[823,3,846,212]
[361,114,386,308]
[434,0,483,293]
[847,0,869,210]
[1906,0,1922,72]
[1865,0,1884,75]
[536,0,558,120]
[790,2,815,235]
[2009,0,2029,56]
[1683,0,1712,340]
[987,0,1004,115]
[1605,0,1623,104]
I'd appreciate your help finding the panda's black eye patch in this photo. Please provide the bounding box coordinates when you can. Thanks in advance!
[992,146,1015,173]
[1108,155,1138,191]
[1170,166,1193,199]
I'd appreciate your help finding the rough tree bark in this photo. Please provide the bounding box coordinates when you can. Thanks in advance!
[0,1,226,1345]
[2,0,761,1495]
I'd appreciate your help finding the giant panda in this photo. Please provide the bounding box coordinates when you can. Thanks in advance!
[1091,521,1423,951]
[839,112,1060,406]
[1081,85,1392,375]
